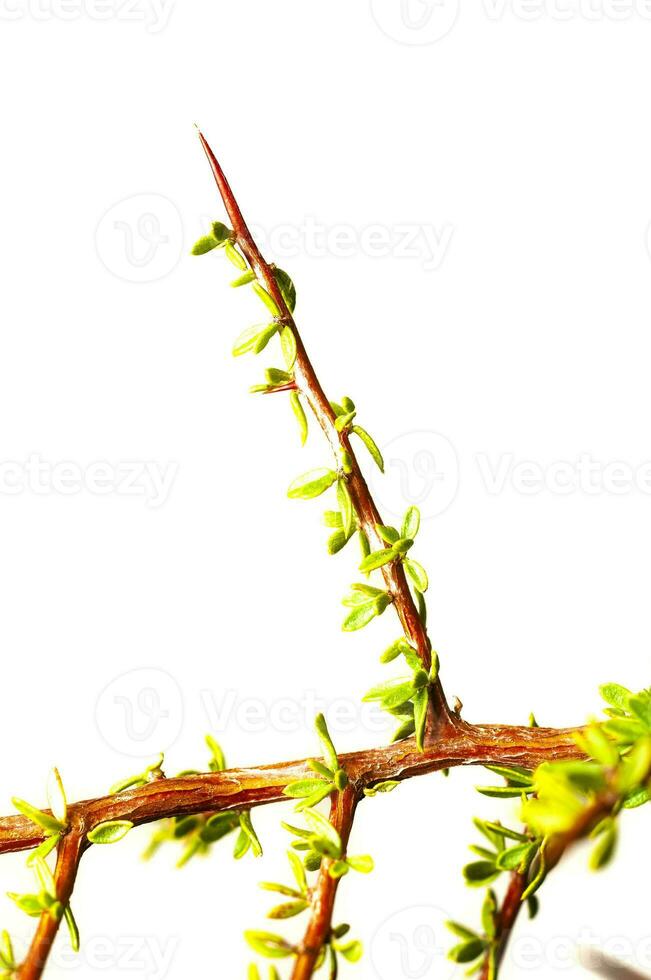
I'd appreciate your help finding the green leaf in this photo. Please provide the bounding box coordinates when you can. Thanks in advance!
[284,779,330,799]
[401,506,421,540]
[280,327,297,369]
[496,842,536,872]
[413,687,429,752]
[404,559,428,593]
[482,890,497,939]
[289,392,308,445]
[315,714,340,773]
[600,683,632,712]
[233,828,251,859]
[274,268,296,313]
[287,850,308,894]
[359,548,396,573]
[327,530,349,555]
[590,820,617,870]
[342,598,384,632]
[462,861,500,887]
[294,783,335,811]
[64,903,80,953]
[364,780,400,797]
[483,764,533,786]
[268,900,309,919]
[375,524,400,545]
[200,812,240,843]
[336,479,354,538]
[623,785,651,809]
[335,939,363,963]
[231,269,257,288]
[252,282,281,317]
[0,930,15,969]
[446,921,479,941]
[303,808,342,854]
[47,769,67,826]
[244,931,294,959]
[7,892,49,917]
[448,939,487,963]
[224,241,247,269]
[239,811,263,857]
[351,425,384,472]
[288,468,337,500]
[476,786,527,799]
[629,694,651,728]
[334,411,356,432]
[87,820,133,845]
[392,717,416,742]
[346,854,374,873]
[12,798,64,835]
[363,677,417,710]
[328,860,349,879]
[380,638,412,664]
[205,734,226,772]
[191,235,219,255]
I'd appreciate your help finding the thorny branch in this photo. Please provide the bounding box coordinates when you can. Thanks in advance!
[0,133,603,980]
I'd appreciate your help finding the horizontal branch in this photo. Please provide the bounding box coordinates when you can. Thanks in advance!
[0,721,583,855]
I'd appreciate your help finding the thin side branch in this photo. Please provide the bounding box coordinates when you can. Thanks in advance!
[198,131,451,731]
[18,832,84,980]
[291,787,358,980]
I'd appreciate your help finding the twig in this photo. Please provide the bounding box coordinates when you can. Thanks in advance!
[18,832,84,980]
[291,787,358,980]
[197,130,451,733]
[0,722,583,856]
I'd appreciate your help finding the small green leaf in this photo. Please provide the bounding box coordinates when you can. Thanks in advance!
[315,713,340,773]
[200,812,239,843]
[233,828,251,860]
[287,850,308,894]
[268,900,309,919]
[274,268,297,313]
[375,524,399,545]
[64,904,80,953]
[346,854,374,873]
[380,638,412,664]
[359,548,397,573]
[401,506,421,540]
[87,820,133,845]
[364,780,400,797]
[280,327,297,369]
[289,391,308,445]
[303,808,342,854]
[446,921,478,941]
[47,769,67,826]
[244,931,294,960]
[191,235,219,256]
[342,598,384,632]
[590,819,617,870]
[476,786,527,799]
[294,783,335,811]
[239,811,262,857]
[224,241,247,269]
[496,842,536,872]
[252,282,281,317]
[231,269,257,288]
[205,734,226,772]
[288,468,337,500]
[284,779,330,799]
[600,683,632,712]
[337,479,354,538]
[12,798,64,835]
[413,687,429,752]
[448,939,487,963]
[462,861,500,887]
[335,939,363,963]
[363,675,420,709]
[404,559,428,593]
[351,425,384,472]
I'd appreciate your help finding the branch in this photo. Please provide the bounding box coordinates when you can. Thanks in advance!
[197,130,451,730]
[291,787,358,980]
[18,832,83,980]
[0,722,583,856]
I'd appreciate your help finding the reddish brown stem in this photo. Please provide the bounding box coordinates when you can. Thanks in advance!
[18,831,84,980]
[291,787,358,980]
[0,722,583,856]
[197,130,450,731]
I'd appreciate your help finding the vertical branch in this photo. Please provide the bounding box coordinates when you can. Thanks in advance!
[18,833,83,980]
[197,131,452,732]
[291,788,358,980]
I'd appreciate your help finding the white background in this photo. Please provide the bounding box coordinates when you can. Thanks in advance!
[1,2,650,977]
